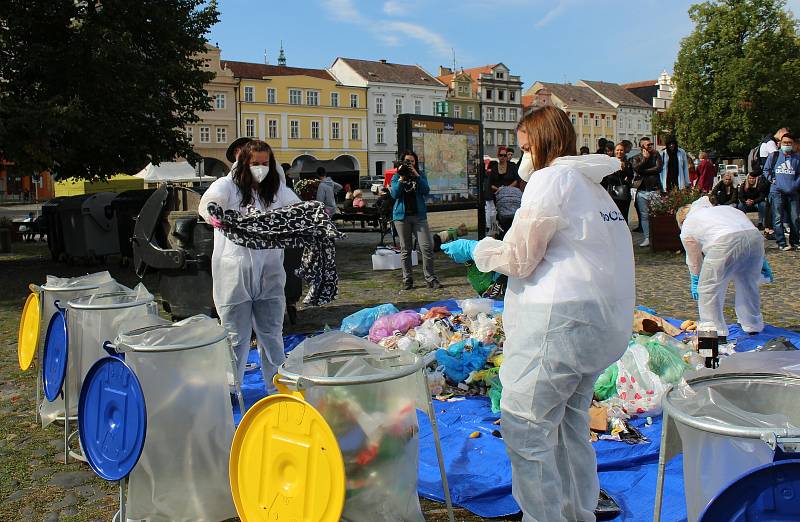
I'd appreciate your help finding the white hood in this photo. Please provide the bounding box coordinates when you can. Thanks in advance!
[689,195,713,213]
[550,154,619,184]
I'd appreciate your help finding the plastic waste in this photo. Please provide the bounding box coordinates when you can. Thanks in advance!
[756,336,798,352]
[457,298,494,317]
[426,367,445,396]
[368,310,422,343]
[594,364,619,401]
[396,335,421,353]
[413,319,451,353]
[340,303,399,337]
[644,334,691,385]
[435,339,495,383]
[615,343,667,416]
[470,313,496,344]
[466,262,494,295]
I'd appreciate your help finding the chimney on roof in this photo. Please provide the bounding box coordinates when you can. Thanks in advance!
[379,59,387,64]
[438,66,453,76]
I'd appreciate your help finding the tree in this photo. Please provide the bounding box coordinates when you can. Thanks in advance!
[0,0,219,181]
[670,0,800,156]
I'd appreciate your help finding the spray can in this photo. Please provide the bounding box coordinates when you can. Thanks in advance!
[697,322,719,369]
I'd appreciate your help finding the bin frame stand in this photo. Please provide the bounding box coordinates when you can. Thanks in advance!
[653,374,800,522]
[225,333,246,415]
[275,350,456,522]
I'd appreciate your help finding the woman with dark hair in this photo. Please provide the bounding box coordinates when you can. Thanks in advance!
[390,149,442,291]
[601,143,634,221]
[442,106,634,521]
[199,140,300,391]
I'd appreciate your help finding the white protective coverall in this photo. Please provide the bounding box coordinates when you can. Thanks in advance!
[198,164,300,389]
[680,196,764,337]
[474,154,635,522]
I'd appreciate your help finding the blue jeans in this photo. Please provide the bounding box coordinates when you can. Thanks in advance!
[736,201,767,226]
[636,190,657,241]
[769,192,800,247]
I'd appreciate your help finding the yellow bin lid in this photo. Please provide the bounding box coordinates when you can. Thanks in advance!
[18,292,41,370]
[230,394,345,522]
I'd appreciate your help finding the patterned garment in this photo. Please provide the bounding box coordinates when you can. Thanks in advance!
[206,200,345,307]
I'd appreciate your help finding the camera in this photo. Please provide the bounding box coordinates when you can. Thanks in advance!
[397,159,414,180]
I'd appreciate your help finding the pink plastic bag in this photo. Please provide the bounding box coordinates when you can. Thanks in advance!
[616,343,667,416]
[368,310,422,343]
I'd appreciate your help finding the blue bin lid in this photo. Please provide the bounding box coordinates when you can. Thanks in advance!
[699,459,800,521]
[42,309,68,402]
[78,356,147,481]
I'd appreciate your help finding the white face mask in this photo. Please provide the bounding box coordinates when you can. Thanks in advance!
[518,152,534,182]
[250,165,269,183]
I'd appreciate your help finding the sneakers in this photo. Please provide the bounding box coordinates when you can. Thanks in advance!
[780,245,792,251]
[427,279,444,290]
[400,281,413,291]
[639,239,650,247]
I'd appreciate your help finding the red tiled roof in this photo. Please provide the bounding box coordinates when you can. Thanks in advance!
[521,95,535,109]
[338,58,443,86]
[580,80,652,108]
[221,60,334,81]
[620,80,657,89]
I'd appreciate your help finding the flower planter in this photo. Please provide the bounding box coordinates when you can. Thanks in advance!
[649,213,683,252]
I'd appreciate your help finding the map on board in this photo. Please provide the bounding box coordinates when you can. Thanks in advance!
[422,133,468,193]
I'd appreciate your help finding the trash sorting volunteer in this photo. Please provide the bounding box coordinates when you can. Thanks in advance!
[677,196,766,342]
[199,139,301,390]
[441,106,635,522]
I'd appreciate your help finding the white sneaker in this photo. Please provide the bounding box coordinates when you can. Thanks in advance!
[780,245,792,251]
[639,239,650,247]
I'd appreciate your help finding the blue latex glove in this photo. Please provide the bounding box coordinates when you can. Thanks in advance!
[690,273,699,300]
[761,258,774,283]
[441,239,478,264]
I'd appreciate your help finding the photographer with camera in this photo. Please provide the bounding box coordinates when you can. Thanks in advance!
[390,150,443,291]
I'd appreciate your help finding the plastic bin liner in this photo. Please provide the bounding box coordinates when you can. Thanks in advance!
[47,284,158,427]
[285,331,426,522]
[668,374,800,521]
[38,272,125,427]
[340,303,399,337]
[118,315,237,522]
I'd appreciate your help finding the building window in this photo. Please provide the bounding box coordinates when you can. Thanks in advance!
[351,122,359,140]
[607,116,613,128]
[376,96,384,114]
[216,127,227,143]
[467,106,474,119]
[485,89,493,100]
[498,108,506,121]
[199,126,210,143]
[498,132,505,145]
[376,124,385,144]
[583,114,589,126]
[350,94,358,108]
[485,131,493,145]
[244,86,254,102]
[486,107,494,120]
[395,98,403,115]
[433,101,437,114]
[306,91,319,106]
[268,120,278,139]
[245,119,255,137]
[496,71,505,79]
[290,120,299,139]
[583,137,589,147]
[289,89,302,105]
[331,121,340,140]
[311,121,320,139]
[415,99,422,114]
[595,115,600,127]
[509,133,516,146]
[267,88,276,104]
[215,93,226,109]
[498,90,505,101]
[509,90,516,102]
[571,113,577,125]
[185,126,193,143]
[454,105,461,118]
[331,92,339,107]
[509,108,518,121]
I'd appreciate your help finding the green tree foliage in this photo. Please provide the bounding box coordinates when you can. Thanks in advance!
[0,0,219,180]
[670,0,800,155]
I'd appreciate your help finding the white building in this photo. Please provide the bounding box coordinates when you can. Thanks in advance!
[329,58,447,178]
[621,70,675,113]
[577,80,655,147]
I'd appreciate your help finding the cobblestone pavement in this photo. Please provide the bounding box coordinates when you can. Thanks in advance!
[1,209,798,521]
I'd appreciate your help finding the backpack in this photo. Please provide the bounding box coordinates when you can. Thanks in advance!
[764,150,780,183]
[748,134,773,174]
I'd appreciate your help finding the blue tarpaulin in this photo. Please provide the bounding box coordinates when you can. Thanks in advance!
[233,303,800,521]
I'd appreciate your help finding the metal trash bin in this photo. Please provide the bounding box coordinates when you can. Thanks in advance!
[42,197,68,261]
[81,315,237,521]
[654,353,800,521]
[110,189,156,263]
[229,331,454,522]
[41,285,158,463]
[59,192,120,262]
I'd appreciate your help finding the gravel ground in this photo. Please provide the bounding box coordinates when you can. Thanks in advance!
[1,209,798,521]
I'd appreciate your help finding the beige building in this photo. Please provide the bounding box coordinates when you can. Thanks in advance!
[186,44,238,177]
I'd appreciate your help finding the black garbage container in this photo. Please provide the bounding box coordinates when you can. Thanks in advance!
[110,189,156,262]
[42,197,67,261]
[58,192,120,262]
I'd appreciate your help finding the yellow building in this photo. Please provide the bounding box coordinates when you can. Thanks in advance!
[525,82,617,151]
[223,60,368,187]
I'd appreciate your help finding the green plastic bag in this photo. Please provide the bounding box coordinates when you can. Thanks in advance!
[466,262,494,295]
[645,337,690,385]
[488,379,503,414]
[594,364,619,401]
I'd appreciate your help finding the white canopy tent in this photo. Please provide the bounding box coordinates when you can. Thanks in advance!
[134,162,216,184]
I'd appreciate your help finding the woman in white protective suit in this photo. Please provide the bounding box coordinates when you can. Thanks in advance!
[677,197,765,342]
[198,139,300,390]
[441,106,635,521]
